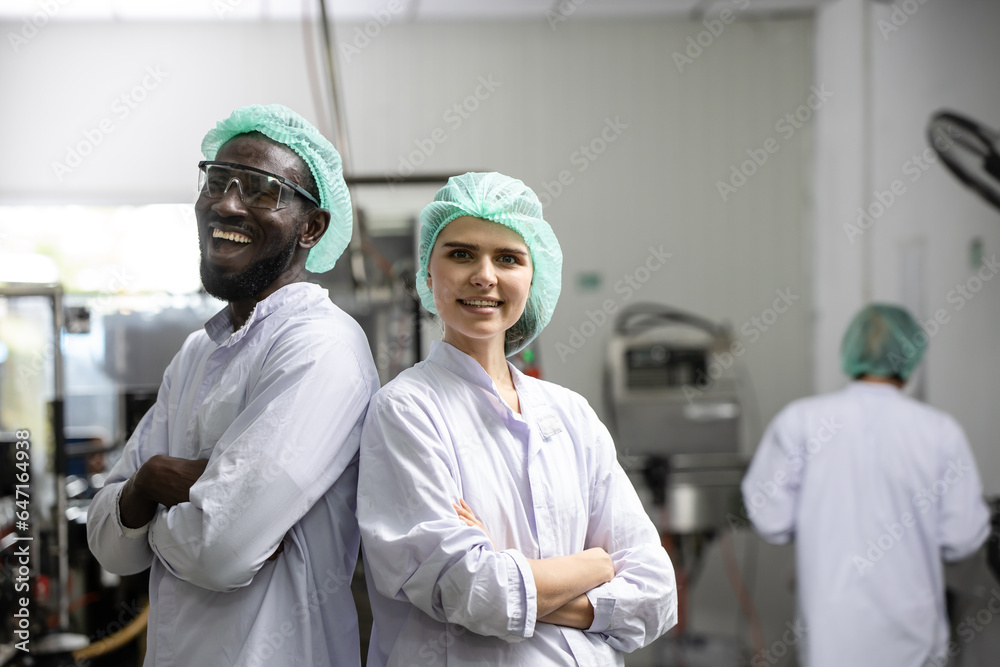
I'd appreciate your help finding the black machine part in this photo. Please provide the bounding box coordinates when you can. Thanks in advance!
[927,110,1000,214]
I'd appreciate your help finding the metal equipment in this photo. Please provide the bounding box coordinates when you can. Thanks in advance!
[605,303,746,533]
[604,303,759,665]
[606,303,741,456]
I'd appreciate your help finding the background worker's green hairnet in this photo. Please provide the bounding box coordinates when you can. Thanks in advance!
[416,172,563,357]
[841,303,927,381]
[201,104,352,273]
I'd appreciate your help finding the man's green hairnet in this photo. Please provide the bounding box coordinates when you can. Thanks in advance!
[841,303,927,381]
[416,172,563,357]
[200,104,352,274]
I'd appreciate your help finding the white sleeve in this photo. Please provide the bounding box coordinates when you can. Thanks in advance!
[581,409,678,652]
[741,407,803,544]
[86,358,174,575]
[358,395,537,642]
[147,334,374,592]
[938,419,990,562]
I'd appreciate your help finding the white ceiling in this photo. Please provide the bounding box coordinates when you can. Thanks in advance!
[0,0,830,22]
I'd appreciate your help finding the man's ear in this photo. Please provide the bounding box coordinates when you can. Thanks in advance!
[299,208,331,250]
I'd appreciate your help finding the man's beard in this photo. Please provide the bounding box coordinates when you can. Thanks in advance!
[199,231,299,303]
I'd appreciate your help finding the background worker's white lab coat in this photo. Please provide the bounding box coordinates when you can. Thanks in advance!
[742,381,990,667]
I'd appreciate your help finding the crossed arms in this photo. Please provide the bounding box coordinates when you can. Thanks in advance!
[87,334,372,591]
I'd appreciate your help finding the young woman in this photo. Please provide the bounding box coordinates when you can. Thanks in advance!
[358,172,677,666]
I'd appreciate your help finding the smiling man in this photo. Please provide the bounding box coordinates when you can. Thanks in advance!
[87,105,379,666]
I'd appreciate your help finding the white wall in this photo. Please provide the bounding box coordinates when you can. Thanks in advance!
[812,0,869,393]
[0,16,816,437]
[868,0,1000,492]
[814,0,1000,489]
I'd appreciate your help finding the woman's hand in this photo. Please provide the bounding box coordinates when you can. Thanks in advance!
[453,498,495,550]
[527,548,614,618]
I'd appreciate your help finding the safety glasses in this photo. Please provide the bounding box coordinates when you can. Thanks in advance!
[197,161,320,210]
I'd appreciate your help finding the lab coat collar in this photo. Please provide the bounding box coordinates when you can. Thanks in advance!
[846,379,902,393]
[427,341,542,416]
[204,282,329,346]
[427,340,509,394]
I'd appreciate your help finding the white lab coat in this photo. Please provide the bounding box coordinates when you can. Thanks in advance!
[358,341,677,667]
[742,381,990,667]
[87,283,379,667]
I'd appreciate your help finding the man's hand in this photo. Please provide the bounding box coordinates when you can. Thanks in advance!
[267,542,285,561]
[137,455,210,507]
[119,455,209,529]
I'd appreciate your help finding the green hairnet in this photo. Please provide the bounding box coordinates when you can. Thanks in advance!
[841,303,927,381]
[416,172,563,357]
[201,104,352,273]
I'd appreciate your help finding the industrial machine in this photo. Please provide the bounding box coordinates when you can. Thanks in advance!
[605,303,758,666]
[605,303,746,534]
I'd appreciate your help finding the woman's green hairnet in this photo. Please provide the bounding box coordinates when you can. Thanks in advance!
[201,104,353,274]
[841,303,927,381]
[416,172,563,357]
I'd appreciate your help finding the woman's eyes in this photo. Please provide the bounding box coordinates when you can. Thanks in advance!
[448,249,522,264]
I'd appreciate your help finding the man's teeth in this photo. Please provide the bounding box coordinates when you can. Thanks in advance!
[212,228,252,244]
[462,299,500,307]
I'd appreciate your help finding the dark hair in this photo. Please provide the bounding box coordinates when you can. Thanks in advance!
[853,373,905,384]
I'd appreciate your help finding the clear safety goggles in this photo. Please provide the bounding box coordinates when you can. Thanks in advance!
[197,161,319,211]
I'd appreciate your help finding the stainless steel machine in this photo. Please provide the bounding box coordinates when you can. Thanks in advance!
[605,303,746,534]
[605,303,755,666]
